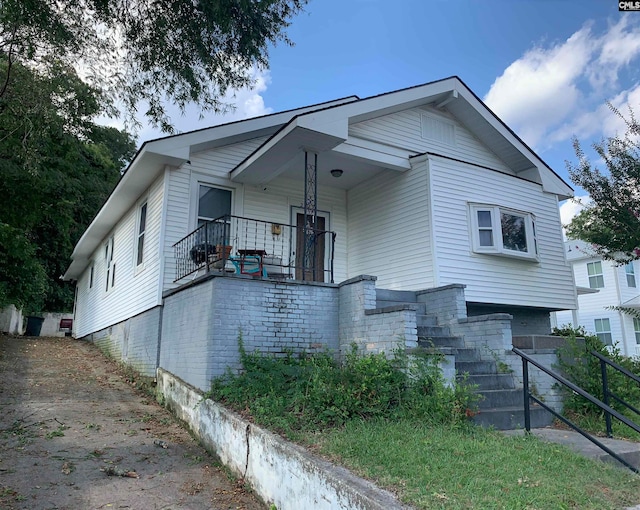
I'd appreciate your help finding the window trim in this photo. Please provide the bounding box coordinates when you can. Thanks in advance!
[594,318,612,346]
[587,261,605,289]
[469,203,538,261]
[104,236,115,292]
[633,317,640,345]
[625,262,636,288]
[134,201,148,272]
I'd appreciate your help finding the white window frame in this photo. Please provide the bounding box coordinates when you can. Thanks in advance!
[587,261,604,289]
[134,201,147,271]
[469,204,538,261]
[633,317,640,345]
[625,262,636,288]
[89,263,94,290]
[594,318,612,346]
[105,236,115,292]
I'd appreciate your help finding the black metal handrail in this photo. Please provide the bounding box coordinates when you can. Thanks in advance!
[173,214,336,283]
[513,347,640,473]
[591,350,640,438]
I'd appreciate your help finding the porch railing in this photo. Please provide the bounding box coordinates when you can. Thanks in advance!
[173,214,336,283]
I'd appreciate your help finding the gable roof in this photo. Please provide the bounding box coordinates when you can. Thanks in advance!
[64,77,573,280]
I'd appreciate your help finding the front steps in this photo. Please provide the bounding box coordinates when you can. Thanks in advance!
[377,289,553,431]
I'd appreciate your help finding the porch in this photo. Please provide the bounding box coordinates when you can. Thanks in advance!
[173,214,337,284]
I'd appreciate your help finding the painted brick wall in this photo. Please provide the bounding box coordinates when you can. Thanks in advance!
[161,275,341,391]
[338,276,418,356]
[417,284,467,324]
[467,304,551,336]
[82,306,160,377]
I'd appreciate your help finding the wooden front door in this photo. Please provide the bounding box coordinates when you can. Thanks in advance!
[295,213,325,281]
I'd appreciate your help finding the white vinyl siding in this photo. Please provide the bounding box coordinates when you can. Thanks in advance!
[350,106,513,174]
[74,174,165,338]
[429,155,575,309]
[347,160,433,290]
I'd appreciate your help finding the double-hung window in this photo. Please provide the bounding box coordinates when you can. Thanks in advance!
[634,317,640,345]
[594,318,612,346]
[136,202,147,268]
[197,185,232,246]
[587,261,604,289]
[625,263,636,287]
[469,204,538,260]
[105,236,115,291]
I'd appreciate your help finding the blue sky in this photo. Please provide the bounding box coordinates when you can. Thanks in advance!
[138,0,640,223]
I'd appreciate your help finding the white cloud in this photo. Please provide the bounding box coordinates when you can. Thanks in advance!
[98,67,273,145]
[559,195,591,239]
[137,67,273,143]
[484,15,640,150]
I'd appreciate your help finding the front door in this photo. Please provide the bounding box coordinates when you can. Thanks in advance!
[295,213,325,282]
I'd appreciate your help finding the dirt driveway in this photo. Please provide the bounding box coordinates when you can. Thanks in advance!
[0,335,265,510]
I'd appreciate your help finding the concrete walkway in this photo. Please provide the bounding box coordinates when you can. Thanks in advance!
[504,426,640,471]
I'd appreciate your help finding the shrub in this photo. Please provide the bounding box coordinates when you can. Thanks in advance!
[553,326,640,418]
[207,339,478,438]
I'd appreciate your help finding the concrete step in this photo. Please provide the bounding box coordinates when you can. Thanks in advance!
[477,389,524,409]
[472,406,553,430]
[418,336,465,349]
[376,289,417,303]
[454,348,481,362]
[456,360,497,375]
[415,314,437,327]
[417,325,451,337]
[462,373,516,390]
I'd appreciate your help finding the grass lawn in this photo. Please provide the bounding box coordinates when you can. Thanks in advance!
[315,420,640,510]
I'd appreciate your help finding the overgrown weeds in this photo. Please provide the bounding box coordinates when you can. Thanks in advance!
[206,338,478,439]
[554,325,640,439]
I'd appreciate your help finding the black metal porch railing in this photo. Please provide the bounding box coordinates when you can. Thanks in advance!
[173,214,336,283]
[592,349,640,438]
[513,347,640,473]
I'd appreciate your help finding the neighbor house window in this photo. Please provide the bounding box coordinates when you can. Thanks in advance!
[136,202,147,267]
[634,318,640,345]
[625,263,636,288]
[594,318,612,346]
[105,236,115,291]
[587,261,604,289]
[469,204,538,260]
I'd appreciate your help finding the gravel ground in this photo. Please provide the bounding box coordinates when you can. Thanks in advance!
[0,334,266,510]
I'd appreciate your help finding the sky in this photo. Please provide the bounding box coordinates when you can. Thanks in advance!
[135,0,640,226]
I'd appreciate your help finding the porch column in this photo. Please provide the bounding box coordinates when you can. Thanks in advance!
[303,151,318,281]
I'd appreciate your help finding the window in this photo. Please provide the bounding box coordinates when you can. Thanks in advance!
[89,264,94,289]
[469,204,538,260]
[105,236,115,291]
[626,263,636,288]
[136,202,147,267]
[594,318,612,346]
[197,185,232,245]
[634,317,640,345]
[587,261,604,289]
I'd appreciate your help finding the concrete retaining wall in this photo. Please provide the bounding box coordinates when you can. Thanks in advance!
[0,305,23,335]
[156,368,409,510]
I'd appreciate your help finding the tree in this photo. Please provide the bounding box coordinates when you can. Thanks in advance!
[566,106,640,263]
[0,0,307,132]
[0,57,135,312]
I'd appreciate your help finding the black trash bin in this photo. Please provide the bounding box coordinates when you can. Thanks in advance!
[25,316,45,336]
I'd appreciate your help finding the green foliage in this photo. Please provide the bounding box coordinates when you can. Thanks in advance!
[0,0,307,132]
[553,326,640,429]
[0,57,135,311]
[566,105,640,262]
[207,339,478,438]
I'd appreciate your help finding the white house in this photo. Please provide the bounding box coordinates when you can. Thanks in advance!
[554,240,640,357]
[63,77,577,388]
